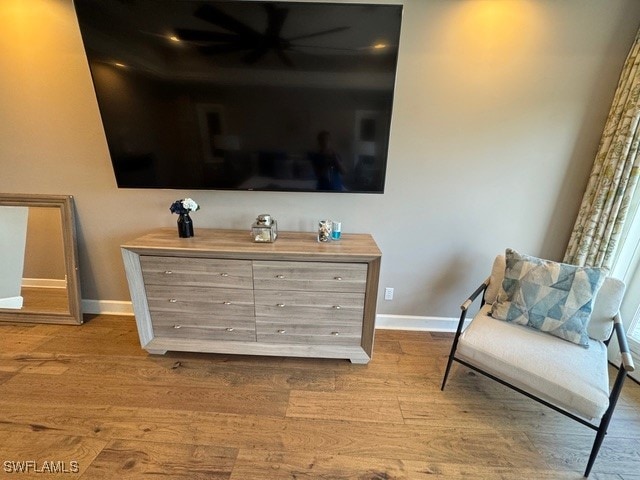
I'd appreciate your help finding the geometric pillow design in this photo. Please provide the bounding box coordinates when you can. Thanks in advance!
[490,249,608,347]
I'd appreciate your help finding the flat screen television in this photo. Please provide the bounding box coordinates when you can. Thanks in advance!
[74,0,402,193]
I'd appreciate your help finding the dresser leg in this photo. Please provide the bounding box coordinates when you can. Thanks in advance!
[146,349,168,355]
[349,357,370,364]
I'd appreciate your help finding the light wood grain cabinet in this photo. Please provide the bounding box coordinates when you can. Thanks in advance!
[252,261,368,348]
[252,261,368,292]
[122,229,381,363]
[140,256,253,289]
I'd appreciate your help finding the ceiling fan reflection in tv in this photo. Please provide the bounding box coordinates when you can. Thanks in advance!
[174,3,351,66]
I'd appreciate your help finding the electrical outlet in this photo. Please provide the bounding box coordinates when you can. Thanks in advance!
[384,287,394,300]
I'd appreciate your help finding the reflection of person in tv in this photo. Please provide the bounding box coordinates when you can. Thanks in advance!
[310,130,346,191]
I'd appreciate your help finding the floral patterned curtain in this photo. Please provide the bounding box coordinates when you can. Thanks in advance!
[564,28,640,268]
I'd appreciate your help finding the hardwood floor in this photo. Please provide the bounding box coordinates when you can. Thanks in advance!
[19,286,70,314]
[0,316,638,479]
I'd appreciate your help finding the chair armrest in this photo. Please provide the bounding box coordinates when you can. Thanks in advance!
[461,277,491,311]
[449,277,491,353]
[614,314,635,372]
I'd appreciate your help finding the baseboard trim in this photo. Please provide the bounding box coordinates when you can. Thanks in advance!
[375,314,468,332]
[82,300,133,316]
[22,278,67,289]
[80,301,466,333]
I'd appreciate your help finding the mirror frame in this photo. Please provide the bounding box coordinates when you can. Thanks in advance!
[0,194,82,324]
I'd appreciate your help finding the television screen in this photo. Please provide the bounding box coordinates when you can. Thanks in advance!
[74,0,402,193]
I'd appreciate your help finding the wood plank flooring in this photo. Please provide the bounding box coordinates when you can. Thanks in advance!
[0,316,638,479]
[18,287,69,314]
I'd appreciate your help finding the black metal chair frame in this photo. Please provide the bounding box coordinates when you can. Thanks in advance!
[441,279,635,478]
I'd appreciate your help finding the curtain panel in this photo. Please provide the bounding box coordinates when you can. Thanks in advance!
[564,29,640,269]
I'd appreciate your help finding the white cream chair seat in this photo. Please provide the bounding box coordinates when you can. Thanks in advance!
[441,254,635,478]
[457,304,609,421]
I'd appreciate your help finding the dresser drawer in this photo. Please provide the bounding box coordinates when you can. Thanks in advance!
[141,256,253,289]
[146,285,255,317]
[153,315,256,342]
[254,290,364,323]
[253,261,367,293]
[256,321,361,345]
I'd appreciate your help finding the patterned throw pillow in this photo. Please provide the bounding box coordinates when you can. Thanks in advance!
[490,249,607,347]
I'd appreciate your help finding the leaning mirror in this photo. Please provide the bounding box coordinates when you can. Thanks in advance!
[0,194,82,324]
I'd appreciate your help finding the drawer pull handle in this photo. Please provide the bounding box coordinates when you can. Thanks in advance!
[275,274,285,279]
[164,270,173,275]
[334,276,343,281]
[173,324,182,329]
[331,331,340,336]
[277,329,286,334]
[220,273,229,277]
[226,327,234,332]
[333,305,342,310]
[169,298,177,303]
[223,301,232,305]
[276,303,286,308]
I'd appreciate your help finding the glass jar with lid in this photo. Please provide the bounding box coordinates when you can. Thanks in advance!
[251,214,278,243]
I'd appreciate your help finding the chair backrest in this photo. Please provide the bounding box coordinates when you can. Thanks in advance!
[484,255,625,341]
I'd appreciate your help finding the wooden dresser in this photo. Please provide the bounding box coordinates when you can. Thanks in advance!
[121,228,381,363]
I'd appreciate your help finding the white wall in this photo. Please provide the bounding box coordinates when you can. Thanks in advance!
[1,0,639,317]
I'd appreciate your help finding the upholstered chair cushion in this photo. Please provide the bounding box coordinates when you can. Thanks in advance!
[588,277,625,341]
[484,254,506,304]
[458,305,610,421]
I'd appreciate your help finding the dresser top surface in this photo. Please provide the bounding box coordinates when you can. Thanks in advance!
[122,228,381,261]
